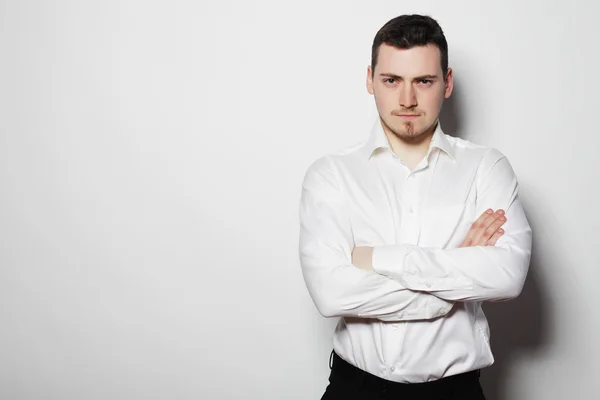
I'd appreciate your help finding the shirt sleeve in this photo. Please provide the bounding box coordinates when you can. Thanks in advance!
[372,150,532,302]
[299,156,454,321]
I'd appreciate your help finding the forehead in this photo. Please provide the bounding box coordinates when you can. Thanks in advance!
[375,44,443,76]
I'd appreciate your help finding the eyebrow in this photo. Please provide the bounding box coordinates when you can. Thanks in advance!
[379,73,439,81]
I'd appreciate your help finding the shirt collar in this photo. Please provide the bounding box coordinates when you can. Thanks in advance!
[360,119,455,161]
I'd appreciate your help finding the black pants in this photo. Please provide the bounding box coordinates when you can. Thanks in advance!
[321,352,486,400]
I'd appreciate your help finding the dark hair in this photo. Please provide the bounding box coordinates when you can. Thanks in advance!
[371,15,448,79]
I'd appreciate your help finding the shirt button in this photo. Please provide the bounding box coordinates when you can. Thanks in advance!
[390,366,396,372]
[408,207,414,214]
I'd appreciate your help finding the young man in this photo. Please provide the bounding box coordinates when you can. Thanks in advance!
[298,15,532,399]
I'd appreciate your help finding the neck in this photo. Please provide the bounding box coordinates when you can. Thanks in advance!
[382,120,438,170]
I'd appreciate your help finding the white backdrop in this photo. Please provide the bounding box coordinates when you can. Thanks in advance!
[0,1,598,399]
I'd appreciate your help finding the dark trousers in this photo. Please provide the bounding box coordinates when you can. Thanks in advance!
[321,351,486,400]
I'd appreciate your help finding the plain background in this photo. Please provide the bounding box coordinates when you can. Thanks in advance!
[0,0,598,399]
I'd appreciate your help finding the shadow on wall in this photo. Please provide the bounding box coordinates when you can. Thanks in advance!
[441,89,550,400]
[480,247,549,400]
[438,83,463,140]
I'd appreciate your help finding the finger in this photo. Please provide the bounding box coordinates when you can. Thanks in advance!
[482,214,507,242]
[482,209,505,232]
[485,228,505,246]
[462,209,495,245]
[471,210,504,246]
[477,209,504,233]
[475,209,496,228]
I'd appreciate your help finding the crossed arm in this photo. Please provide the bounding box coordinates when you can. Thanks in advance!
[299,153,532,321]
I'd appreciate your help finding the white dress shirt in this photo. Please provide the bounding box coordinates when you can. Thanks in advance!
[298,121,532,383]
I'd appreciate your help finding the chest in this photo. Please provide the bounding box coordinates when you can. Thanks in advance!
[339,156,481,248]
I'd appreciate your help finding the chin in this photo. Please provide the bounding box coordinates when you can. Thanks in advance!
[393,126,426,140]
[398,132,425,141]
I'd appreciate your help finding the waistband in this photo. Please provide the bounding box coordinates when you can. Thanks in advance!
[330,351,481,396]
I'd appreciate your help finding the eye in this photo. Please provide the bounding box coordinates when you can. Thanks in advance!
[418,79,433,85]
[384,78,396,84]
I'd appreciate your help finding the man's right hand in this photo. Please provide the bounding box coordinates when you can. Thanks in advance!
[460,209,507,247]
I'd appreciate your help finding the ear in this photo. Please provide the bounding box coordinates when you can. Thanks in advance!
[366,66,374,95]
[444,67,454,99]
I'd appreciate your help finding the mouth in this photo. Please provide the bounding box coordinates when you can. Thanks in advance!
[397,114,420,119]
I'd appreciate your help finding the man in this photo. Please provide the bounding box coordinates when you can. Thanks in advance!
[298,14,532,400]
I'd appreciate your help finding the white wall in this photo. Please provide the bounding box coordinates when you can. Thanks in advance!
[0,1,598,399]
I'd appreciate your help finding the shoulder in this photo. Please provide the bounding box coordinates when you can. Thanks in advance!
[446,135,509,170]
[446,135,518,190]
[302,140,366,185]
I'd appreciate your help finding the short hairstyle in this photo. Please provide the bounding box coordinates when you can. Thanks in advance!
[371,14,449,79]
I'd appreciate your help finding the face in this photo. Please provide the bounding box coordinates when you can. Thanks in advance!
[367,44,453,141]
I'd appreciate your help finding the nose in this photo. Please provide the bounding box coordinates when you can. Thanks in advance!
[399,83,417,109]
